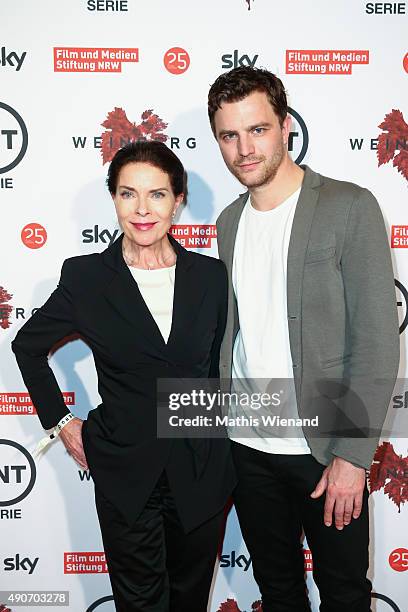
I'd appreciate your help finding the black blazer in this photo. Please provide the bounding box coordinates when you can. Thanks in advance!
[12,234,236,531]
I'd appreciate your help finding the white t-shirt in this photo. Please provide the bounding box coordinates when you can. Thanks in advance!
[128,265,176,343]
[230,188,310,454]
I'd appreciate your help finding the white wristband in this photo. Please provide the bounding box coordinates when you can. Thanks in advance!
[33,412,75,459]
[57,412,75,432]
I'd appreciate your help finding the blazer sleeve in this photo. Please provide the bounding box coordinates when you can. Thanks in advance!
[330,188,400,469]
[11,259,78,430]
[209,260,228,378]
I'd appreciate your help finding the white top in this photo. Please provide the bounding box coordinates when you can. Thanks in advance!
[230,188,310,454]
[128,265,176,343]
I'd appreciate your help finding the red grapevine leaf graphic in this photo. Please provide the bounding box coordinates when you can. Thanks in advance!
[377,133,395,165]
[101,107,142,165]
[140,109,168,141]
[378,109,407,136]
[218,600,263,612]
[377,109,408,181]
[218,600,242,612]
[101,107,168,164]
[369,442,389,493]
[369,441,408,512]
[393,150,408,180]
[0,286,13,329]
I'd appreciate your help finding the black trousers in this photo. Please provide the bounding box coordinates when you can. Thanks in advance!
[232,442,371,612]
[95,472,224,612]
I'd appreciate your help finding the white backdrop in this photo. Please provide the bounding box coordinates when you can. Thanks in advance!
[0,1,407,610]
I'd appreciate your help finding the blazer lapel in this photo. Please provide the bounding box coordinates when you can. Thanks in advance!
[218,192,248,277]
[287,165,322,373]
[101,232,204,354]
[102,234,166,354]
[217,192,248,376]
[165,233,207,349]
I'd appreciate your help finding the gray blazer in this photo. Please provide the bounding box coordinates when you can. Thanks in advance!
[216,165,400,470]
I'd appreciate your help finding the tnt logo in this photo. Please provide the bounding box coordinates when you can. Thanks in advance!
[0,440,36,507]
[0,103,28,174]
[287,108,309,164]
[86,596,115,612]
[395,278,408,334]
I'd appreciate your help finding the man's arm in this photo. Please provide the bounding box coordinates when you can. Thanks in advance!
[311,187,400,528]
[332,187,399,467]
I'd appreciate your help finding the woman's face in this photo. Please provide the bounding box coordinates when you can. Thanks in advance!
[112,162,183,248]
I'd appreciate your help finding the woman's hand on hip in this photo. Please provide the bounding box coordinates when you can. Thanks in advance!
[59,417,88,470]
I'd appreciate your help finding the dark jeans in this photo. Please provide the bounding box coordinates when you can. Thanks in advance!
[232,442,371,612]
[95,472,224,612]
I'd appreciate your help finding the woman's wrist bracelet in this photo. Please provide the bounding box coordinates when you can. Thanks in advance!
[33,412,76,458]
[57,412,75,432]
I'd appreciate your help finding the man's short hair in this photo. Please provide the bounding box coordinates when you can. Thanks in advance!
[208,66,288,134]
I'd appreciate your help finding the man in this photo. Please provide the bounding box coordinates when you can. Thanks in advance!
[208,66,399,611]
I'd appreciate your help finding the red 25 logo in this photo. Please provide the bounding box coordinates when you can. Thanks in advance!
[163,47,190,74]
[389,548,408,572]
[21,223,47,249]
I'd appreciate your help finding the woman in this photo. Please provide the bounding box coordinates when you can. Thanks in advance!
[12,141,236,612]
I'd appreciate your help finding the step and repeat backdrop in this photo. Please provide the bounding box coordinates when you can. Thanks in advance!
[0,0,407,610]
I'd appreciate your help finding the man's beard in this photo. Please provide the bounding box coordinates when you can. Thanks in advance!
[230,140,285,188]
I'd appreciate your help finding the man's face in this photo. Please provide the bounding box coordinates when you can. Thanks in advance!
[213,90,291,188]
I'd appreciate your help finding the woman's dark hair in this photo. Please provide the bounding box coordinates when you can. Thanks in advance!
[107,140,186,197]
[208,66,288,133]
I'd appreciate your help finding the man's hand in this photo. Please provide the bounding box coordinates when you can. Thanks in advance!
[59,417,88,470]
[310,456,366,530]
